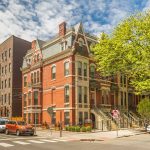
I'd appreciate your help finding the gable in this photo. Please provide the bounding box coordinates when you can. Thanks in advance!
[73,23,90,57]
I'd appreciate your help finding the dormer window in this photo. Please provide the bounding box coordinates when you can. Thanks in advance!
[61,43,64,51]
[60,40,67,51]
[78,38,84,47]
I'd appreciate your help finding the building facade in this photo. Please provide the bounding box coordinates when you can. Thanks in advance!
[0,36,31,118]
[21,22,140,128]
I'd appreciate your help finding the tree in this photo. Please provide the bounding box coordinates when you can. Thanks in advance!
[137,98,150,120]
[91,11,150,93]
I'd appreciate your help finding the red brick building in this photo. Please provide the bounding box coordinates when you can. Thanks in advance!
[21,22,141,128]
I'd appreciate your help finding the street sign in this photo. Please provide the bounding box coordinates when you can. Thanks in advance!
[47,107,53,115]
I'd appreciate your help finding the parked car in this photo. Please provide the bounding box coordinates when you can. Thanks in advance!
[5,120,34,136]
[0,118,8,133]
[146,125,150,133]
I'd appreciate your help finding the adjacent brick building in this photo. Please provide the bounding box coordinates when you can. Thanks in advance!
[21,22,141,128]
[0,36,31,118]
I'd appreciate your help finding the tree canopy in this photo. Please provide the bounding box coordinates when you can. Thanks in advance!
[137,98,150,120]
[91,11,150,94]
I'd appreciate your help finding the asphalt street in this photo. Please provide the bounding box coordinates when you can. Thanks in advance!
[0,133,149,150]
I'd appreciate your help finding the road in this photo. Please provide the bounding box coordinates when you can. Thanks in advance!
[0,133,149,150]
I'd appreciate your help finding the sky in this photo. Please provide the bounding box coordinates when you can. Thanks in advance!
[0,0,150,43]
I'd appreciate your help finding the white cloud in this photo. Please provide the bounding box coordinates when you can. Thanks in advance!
[0,0,148,43]
[143,0,150,11]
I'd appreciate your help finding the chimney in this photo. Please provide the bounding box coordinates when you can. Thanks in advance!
[59,22,66,36]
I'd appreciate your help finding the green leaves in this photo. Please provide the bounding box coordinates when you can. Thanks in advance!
[137,98,150,120]
[91,11,150,94]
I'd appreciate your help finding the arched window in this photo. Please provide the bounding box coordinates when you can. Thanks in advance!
[34,72,36,83]
[90,65,95,79]
[51,65,56,79]
[78,61,82,76]
[64,61,69,76]
[64,85,69,103]
[37,71,40,83]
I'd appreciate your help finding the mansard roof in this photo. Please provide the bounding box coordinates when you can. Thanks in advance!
[22,22,98,70]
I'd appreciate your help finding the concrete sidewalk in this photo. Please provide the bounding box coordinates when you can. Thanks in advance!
[36,128,146,141]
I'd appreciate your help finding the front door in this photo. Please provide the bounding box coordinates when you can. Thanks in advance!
[90,92,96,108]
[90,113,96,128]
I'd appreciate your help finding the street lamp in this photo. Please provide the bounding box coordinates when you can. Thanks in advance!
[51,87,56,128]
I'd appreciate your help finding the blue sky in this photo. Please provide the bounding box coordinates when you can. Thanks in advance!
[0,0,150,43]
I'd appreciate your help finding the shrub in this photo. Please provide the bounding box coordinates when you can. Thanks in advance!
[86,126,92,132]
[68,126,72,131]
[65,126,69,131]
[75,126,80,132]
[71,126,76,132]
[81,126,86,132]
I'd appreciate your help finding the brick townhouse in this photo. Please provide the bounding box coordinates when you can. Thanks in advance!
[0,36,31,118]
[21,22,141,128]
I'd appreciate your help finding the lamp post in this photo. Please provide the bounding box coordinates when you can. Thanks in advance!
[51,87,56,129]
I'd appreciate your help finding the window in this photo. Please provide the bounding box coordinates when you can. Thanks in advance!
[5,94,7,103]
[37,54,40,61]
[90,65,95,79]
[23,114,26,122]
[51,65,56,80]
[8,78,11,88]
[64,112,69,125]
[8,93,10,105]
[79,39,83,51]
[64,62,69,76]
[84,87,87,103]
[5,65,7,74]
[34,91,38,105]
[2,53,4,61]
[78,61,82,79]
[52,112,56,125]
[37,71,40,83]
[84,112,88,122]
[125,92,126,106]
[2,67,4,75]
[28,92,31,105]
[5,79,7,88]
[28,113,31,124]
[79,112,83,124]
[24,76,27,87]
[83,63,87,79]
[1,81,3,89]
[61,43,64,51]
[9,63,11,72]
[24,94,27,107]
[9,48,11,58]
[5,51,7,61]
[1,95,3,105]
[34,72,36,83]
[31,73,33,84]
[121,92,123,105]
[78,86,82,103]
[64,85,69,103]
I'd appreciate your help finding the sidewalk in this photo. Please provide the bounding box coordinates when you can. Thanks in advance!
[36,128,146,141]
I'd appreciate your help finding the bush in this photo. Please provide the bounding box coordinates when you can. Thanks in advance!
[65,126,69,131]
[75,126,80,132]
[81,126,86,132]
[68,126,72,131]
[71,126,76,132]
[86,126,92,132]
